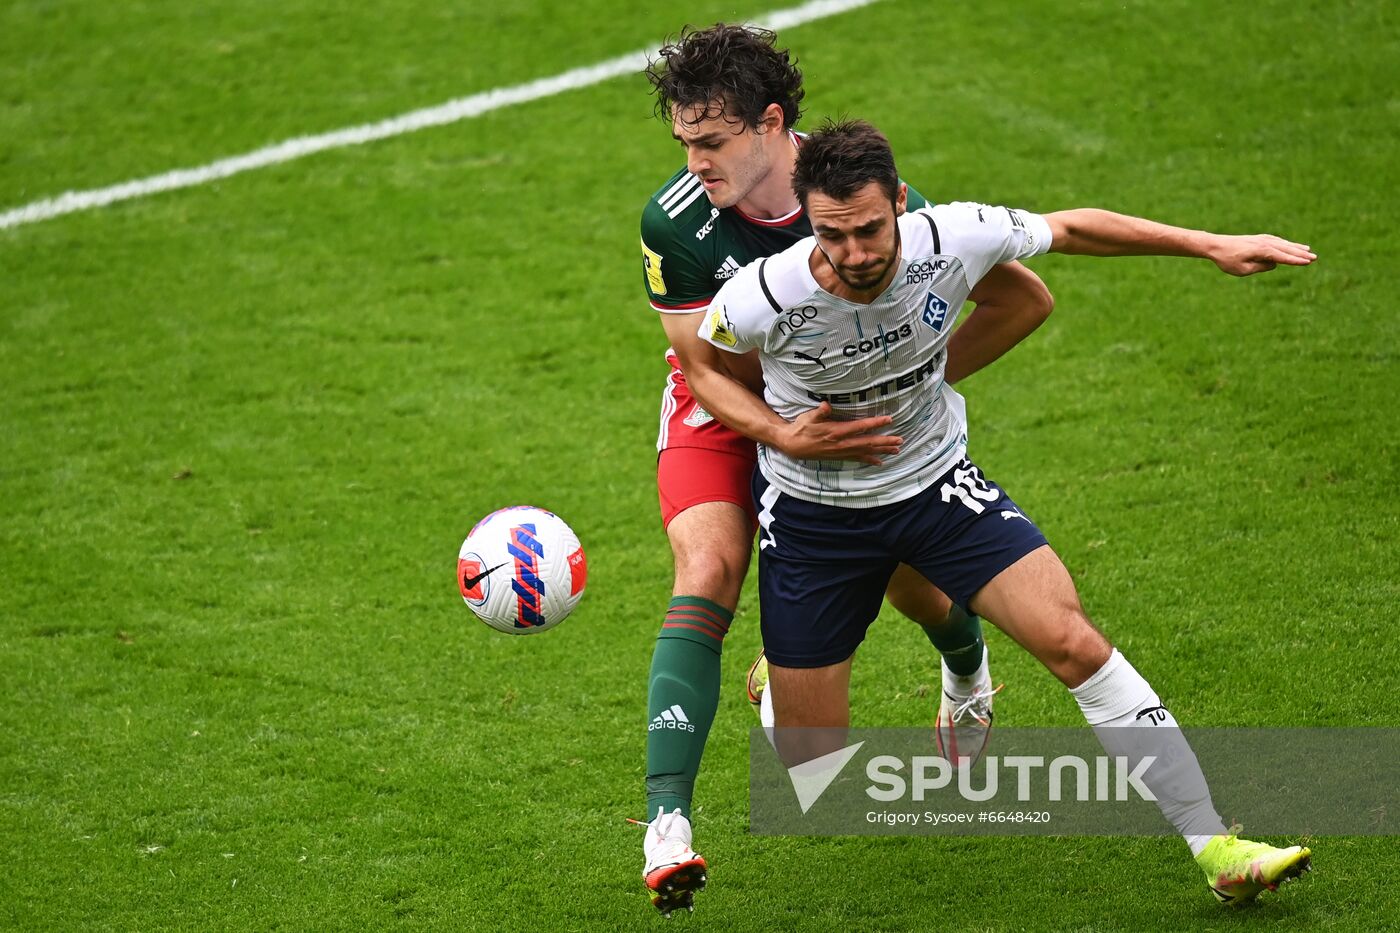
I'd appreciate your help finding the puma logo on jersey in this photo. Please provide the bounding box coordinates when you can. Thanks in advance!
[792,347,827,369]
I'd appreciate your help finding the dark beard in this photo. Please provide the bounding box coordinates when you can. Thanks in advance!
[833,257,892,289]
[822,223,902,293]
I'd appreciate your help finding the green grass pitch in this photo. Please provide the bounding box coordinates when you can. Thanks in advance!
[2,0,1397,928]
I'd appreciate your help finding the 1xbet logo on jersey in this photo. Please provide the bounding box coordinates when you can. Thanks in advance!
[922,292,950,332]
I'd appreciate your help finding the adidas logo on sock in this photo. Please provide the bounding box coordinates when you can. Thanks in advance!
[714,256,741,280]
[648,704,696,732]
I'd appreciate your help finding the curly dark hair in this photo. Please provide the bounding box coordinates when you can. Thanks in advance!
[792,119,900,206]
[645,24,805,130]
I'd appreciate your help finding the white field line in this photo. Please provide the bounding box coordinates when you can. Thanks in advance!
[0,0,882,231]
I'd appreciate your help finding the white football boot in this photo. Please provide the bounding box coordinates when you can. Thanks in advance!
[935,648,1001,768]
[643,807,707,916]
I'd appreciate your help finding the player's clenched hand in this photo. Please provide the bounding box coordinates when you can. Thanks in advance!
[1209,234,1316,276]
[777,401,903,465]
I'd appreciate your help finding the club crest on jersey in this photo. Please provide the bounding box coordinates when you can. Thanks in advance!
[683,404,715,427]
[641,238,667,296]
[709,306,738,347]
[922,292,951,333]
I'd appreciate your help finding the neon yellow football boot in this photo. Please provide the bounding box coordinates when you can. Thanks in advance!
[1196,827,1312,904]
[746,650,769,713]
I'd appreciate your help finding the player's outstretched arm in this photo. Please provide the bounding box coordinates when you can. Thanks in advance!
[662,312,903,465]
[1043,209,1316,276]
[945,261,1054,385]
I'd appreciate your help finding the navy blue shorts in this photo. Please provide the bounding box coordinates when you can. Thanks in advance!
[754,458,1048,668]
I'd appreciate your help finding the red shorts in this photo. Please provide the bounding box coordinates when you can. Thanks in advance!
[656,362,756,459]
[656,359,760,528]
[658,446,758,529]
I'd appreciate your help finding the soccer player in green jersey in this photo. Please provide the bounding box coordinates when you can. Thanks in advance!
[636,25,1055,915]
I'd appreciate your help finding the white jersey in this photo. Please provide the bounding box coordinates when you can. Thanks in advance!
[698,202,1052,507]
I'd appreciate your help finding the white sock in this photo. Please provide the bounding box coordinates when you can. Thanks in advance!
[1184,834,1217,857]
[760,677,777,750]
[942,644,990,698]
[1070,649,1227,850]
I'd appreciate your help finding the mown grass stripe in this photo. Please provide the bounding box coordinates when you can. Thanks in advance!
[0,0,882,231]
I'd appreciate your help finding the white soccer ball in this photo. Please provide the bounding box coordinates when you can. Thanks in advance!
[457,506,587,634]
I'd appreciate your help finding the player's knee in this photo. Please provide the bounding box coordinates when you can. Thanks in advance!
[1032,278,1055,326]
[672,546,750,604]
[1042,613,1112,686]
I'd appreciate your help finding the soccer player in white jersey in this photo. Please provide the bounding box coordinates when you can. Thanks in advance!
[695,119,1317,905]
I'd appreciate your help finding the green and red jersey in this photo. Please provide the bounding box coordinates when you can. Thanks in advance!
[640,140,927,454]
[641,151,928,313]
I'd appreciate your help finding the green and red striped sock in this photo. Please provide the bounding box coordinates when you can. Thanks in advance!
[644,596,733,820]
